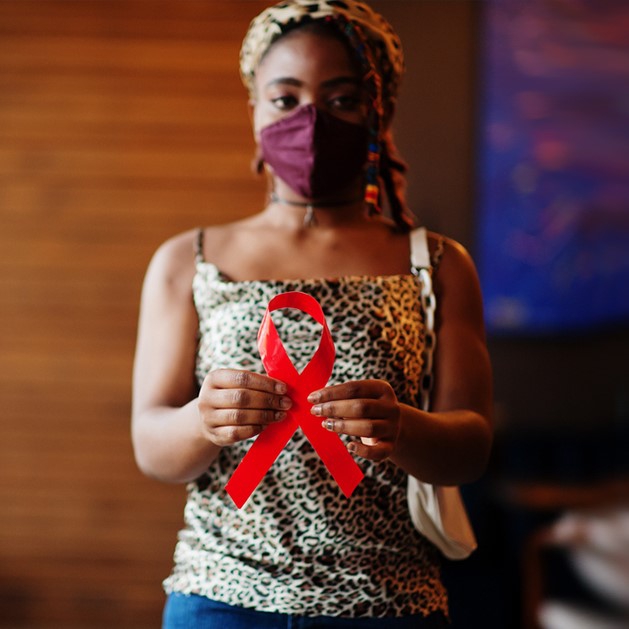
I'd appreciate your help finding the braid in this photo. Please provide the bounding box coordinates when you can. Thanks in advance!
[329,16,413,228]
[380,133,415,232]
[329,15,385,216]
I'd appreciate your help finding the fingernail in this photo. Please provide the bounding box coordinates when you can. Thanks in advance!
[307,391,321,403]
[311,405,322,416]
[323,419,334,431]
[275,382,287,394]
[280,397,292,410]
[347,442,357,454]
[274,411,286,421]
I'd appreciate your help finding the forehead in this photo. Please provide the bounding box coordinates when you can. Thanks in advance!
[254,30,359,89]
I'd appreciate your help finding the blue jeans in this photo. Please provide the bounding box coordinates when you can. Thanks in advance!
[163,594,450,628]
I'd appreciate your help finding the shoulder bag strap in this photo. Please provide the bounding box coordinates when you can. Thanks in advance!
[410,227,436,412]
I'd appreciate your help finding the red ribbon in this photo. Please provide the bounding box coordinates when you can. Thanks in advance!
[225,291,364,508]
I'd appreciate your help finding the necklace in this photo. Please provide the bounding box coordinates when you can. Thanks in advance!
[269,192,364,228]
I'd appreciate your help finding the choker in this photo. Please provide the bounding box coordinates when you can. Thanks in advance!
[269,192,364,227]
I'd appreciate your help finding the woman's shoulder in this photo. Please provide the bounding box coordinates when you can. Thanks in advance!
[423,230,484,323]
[150,229,198,271]
[143,229,203,298]
[150,222,240,267]
[424,229,477,275]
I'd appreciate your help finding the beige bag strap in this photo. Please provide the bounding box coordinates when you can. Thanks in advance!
[410,227,436,412]
[410,226,431,269]
[408,227,478,560]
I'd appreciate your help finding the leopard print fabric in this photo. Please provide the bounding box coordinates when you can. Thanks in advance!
[162,233,449,619]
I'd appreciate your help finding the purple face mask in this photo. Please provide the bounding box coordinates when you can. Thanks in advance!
[259,104,369,200]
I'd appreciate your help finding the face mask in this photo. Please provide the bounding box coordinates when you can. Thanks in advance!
[259,104,369,200]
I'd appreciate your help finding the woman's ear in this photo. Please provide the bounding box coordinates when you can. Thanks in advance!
[247,98,256,126]
[251,147,264,176]
[247,99,264,175]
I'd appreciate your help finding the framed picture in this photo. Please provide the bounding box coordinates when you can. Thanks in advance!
[476,0,629,334]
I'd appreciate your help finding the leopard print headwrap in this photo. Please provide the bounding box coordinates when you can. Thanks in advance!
[240,0,404,106]
[240,0,414,230]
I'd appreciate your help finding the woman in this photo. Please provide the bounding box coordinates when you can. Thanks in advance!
[132,1,493,627]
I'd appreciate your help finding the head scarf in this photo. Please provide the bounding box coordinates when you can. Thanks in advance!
[239,0,414,230]
[240,0,404,106]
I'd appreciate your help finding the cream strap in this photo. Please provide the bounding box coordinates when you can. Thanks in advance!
[410,227,436,412]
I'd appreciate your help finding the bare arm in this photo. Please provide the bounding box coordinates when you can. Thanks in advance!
[131,232,219,483]
[131,231,292,484]
[310,237,493,486]
[390,238,493,484]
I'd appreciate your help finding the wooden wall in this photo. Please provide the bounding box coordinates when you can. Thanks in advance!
[0,1,476,626]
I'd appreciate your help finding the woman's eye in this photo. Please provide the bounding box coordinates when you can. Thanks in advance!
[329,95,361,111]
[271,95,298,110]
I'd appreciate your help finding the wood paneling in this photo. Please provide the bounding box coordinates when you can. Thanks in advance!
[0,2,267,626]
[0,1,475,626]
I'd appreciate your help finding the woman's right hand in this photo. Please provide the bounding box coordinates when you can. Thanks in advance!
[198,369,292,447]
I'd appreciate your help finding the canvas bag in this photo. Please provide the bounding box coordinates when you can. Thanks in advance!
[407,228,478,560]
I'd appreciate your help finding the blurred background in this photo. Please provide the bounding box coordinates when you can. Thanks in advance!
[1,1,627,628]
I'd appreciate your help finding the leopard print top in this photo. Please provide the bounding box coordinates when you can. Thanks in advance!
[162,229,449,619]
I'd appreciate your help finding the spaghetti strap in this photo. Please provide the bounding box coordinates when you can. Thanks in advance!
[194,227,205,265]
[431,235,446,272]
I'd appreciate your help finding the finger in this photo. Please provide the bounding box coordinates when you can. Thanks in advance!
[321,418,391,440]
[311,399,392,420]
[347,439,393,462]
[209,424,265,447]
[207,369,287,395]
[209,408,287,428]
[206,388,292,412]
[307,380,392,404]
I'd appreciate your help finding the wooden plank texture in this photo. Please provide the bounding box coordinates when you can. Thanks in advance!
[0,2,268,626]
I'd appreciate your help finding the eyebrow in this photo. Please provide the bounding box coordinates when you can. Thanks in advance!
[264,76,362,90]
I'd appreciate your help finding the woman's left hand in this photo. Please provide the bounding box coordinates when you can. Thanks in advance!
[308,380,401,462]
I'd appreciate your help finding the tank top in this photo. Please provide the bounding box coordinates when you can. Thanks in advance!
[163,227,449,619]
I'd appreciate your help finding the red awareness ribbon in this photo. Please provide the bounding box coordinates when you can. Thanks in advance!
[225,291,364,508]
